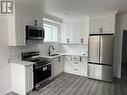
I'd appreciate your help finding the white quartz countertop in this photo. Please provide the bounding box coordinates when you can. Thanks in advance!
[41,54,64,59]
[10,53,87,66]
[41,53,88,59]
[11,61,34,67]
[63,53,88,57]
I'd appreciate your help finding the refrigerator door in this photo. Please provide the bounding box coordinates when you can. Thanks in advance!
[88,36,100,63]
[100,35,114,65]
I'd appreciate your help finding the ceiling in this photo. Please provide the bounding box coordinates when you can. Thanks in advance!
[44,0,127,18]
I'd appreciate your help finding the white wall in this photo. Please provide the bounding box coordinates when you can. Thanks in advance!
[113,13,127,78]
[0,17,11,95]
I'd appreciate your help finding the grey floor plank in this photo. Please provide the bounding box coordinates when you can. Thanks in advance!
[8,73,127,95]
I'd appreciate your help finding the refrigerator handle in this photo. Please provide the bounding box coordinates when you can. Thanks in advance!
[99,36,101,64]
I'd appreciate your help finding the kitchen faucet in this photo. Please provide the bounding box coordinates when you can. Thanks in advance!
[48,46,54,56]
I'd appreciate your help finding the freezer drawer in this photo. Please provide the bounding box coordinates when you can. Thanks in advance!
[88,64,113,82]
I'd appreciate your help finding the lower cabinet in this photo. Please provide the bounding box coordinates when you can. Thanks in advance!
[51,56,64,77]
[64,56,88,76]
[11,63,33,95]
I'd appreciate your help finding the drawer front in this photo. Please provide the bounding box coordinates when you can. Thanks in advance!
[72,56,81,61]
[73,62,79,72]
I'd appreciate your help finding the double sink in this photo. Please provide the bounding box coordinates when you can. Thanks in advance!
[41,53,62,59]
[49,53,60,56]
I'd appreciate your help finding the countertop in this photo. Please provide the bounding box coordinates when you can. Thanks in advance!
[10,53,88,66]
[41,53,88,59]
[11,61,34,67]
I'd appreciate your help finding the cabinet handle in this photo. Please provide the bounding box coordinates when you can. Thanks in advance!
[80,57,82,62]
[74,69,78,70]
[59,57,61,62]
[67,39,70,43]
[100,27,103,33]
[81,39,84,43]
[74,62,78,64]
[70,56,72,61]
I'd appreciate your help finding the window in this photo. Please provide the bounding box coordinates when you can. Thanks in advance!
[43,22,59,42]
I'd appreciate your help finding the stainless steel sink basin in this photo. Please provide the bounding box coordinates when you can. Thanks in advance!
[50,54,60,56]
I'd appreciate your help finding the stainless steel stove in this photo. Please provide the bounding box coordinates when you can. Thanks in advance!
[22,51,51,90]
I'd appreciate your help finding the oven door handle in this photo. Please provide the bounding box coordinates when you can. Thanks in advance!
[35,63,51,69]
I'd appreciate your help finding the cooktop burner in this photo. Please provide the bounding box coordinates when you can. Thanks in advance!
[22,51,50,65]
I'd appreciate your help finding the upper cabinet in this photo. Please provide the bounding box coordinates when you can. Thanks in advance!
[8,0,43,46]
[60,18,89,44]
[89,13,116,34]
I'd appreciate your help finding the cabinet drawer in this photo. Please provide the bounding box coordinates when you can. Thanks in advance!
[72,62,79,72]
[72,56,81,61]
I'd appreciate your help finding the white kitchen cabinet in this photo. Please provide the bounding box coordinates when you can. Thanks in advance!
[61,20,89,44]
[61,23,72,43]
[8,1,43,46]
[79,57,88,76]
[101,15,115,33]
[64,55,88,76]
[11,63,33,95]
[64,55,73,72]
[89,14,116,34]
[51,56,64,77]
[89,16,100,34]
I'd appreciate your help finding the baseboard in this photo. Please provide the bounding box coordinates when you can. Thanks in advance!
[64,71,87,77]
[51,72,64,79]
[0,89,11,95]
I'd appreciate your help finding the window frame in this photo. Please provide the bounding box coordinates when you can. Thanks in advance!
[43,20,60,43]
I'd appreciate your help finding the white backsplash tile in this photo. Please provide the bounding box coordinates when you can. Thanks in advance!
[9,42,60,62]
[59,44,88,55]
[9,42,88,63]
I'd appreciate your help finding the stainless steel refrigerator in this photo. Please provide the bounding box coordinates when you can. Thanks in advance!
[88,34,114,82]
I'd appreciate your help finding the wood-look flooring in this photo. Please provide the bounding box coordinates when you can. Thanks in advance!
[7,73,127,95]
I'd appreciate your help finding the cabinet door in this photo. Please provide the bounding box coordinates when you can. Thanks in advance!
[79,22,89,44]
[101,15,115,33]
[61,21,88,44]
[64,56,73,72]
[56,56,64,74]
[25,66,33,92]
[61,23,72,43]
[8,16,17,46]
[52,57,64,77]
[89,16,100,34]
[51,58,57,77]
[58,56,64,74]
[79,57,87,76]
[70,22,80,43]
[16,9,26,46]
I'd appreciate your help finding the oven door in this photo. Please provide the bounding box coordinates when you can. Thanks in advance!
[33,63,51,88]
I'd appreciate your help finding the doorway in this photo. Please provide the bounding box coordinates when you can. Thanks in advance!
[121,30,127,80]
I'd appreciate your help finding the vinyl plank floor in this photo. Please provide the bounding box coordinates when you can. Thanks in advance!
[7,73,127,95]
